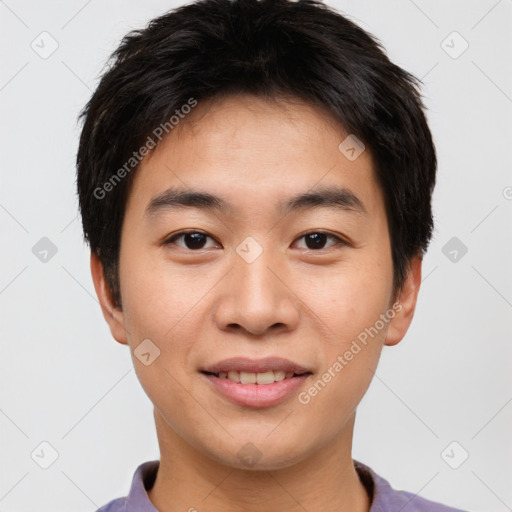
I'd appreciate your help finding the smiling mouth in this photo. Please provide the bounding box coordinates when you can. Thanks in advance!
[201,370,311,385]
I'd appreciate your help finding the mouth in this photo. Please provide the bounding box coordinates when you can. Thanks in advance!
[201,369,310,384]
[200,357,313,408]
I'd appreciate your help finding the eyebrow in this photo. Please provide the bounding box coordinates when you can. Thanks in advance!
[144,185,367,218]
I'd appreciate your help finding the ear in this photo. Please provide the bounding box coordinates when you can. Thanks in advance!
[384,254,423,347]
[90,252,128,345]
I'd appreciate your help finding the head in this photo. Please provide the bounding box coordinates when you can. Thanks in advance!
[77,0,436,470]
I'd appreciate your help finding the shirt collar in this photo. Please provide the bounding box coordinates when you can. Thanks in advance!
[125,460,159,511]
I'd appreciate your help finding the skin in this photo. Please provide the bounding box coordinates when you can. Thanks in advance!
[91,93,422,512]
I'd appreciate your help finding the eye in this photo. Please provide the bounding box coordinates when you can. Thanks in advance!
[163,230,346,251]
[164,230,220,250]
[293,231,345,250]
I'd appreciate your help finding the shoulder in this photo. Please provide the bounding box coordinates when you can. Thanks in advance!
[385,488,469,512]
[354,460,470,512]
[92,459,159,512]
[93,497,127,512]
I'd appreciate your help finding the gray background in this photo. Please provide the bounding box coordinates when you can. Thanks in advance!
[1,0,511,510]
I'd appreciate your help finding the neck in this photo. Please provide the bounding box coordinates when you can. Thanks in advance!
[147,409,371,512]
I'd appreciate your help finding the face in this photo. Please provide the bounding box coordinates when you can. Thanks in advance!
[92,94,420,470]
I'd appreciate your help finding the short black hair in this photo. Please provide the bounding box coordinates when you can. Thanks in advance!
[77,0,436,309]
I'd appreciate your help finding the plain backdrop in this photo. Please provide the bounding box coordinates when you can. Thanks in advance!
[1,1,511,511]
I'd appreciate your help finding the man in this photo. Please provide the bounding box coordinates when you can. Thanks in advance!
[76,0,467,509]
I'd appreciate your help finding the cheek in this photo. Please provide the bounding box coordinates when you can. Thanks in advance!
[118,256,206,417]
[296,257,392,343]
[296,253,392,405]
[118,250,218,396]
[119,245,201,341]
[297,293,387,435]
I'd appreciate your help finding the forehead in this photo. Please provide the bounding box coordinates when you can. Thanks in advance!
[126,94,383,220]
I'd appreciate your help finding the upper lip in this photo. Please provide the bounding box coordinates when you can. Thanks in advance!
[201,357,312,375]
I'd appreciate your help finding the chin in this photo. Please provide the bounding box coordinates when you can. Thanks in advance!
[203,435,311,471]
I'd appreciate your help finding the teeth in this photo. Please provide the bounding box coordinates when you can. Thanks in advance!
[273,370,286,381]
[228,371,240,383]
[240,371,257,384]
[214,370,301,384]
[256,371,274,384]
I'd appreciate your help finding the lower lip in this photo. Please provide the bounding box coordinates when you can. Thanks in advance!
[201,373,311,408]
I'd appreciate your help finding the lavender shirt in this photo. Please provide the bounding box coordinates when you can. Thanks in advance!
[95,460,468,512]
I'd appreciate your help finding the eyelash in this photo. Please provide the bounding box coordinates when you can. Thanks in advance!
[163,230,347,251]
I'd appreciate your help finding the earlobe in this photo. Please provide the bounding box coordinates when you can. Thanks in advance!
[384,255,423,347]
[90,252,129,345]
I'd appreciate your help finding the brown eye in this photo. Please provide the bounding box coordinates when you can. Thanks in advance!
[294,232,344,250]
[165,231,219,250]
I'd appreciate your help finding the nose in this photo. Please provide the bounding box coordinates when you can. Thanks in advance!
[213,247,300,337]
